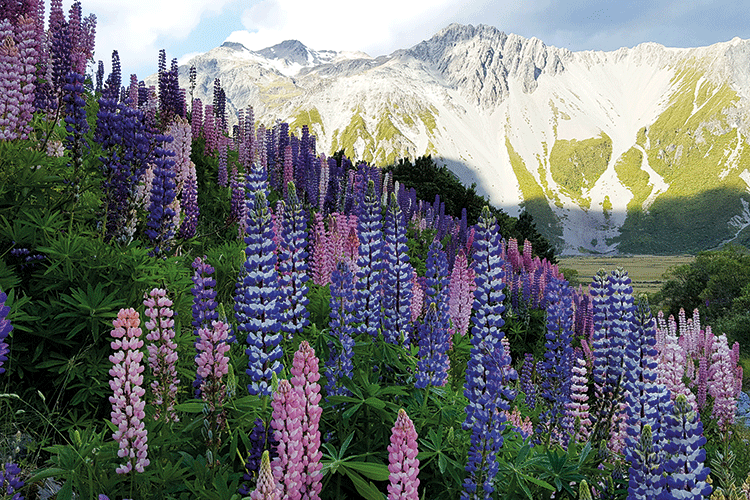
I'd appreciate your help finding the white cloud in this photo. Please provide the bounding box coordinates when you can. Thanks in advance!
[226,0,462,55]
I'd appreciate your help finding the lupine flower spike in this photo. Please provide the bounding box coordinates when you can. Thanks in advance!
[143,288,179,423]
[252,450,280,500]
[0,290,12,374]
[388,409,420,500]
[109,308,149,474]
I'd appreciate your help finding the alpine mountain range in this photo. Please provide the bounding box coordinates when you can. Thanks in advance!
[170,23,750,255]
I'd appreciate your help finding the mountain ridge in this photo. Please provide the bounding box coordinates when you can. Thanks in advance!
[170,24,750,255]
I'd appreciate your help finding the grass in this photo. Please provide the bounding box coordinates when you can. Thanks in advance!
[558,254,695,295]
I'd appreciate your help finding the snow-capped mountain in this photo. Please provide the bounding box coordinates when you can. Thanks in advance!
[178,23,750,255]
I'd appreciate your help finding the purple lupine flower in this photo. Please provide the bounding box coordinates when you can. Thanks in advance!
[190,255,219,396]
[290,341,323,499]
[235,190,283,396]
[662,394,712,499]
[145,135,177,256]
[191,98,203,140]
[354,180,384,339]
[62,71,89,170]
[463,206,514,500]
[382,193,413,346]
[416,239,451,388]
[95,60,104,93]
[0,462,24,500]
[538,277,575,439]
[388,409,420,500]
[325,261,356,398]
[178,164,199,239]
[519,353,536,410]
[277,182,310,340]
[0,289,12,374]
[143,288,179,423]
[271,379,303,500]
[109,308,149,474]
[251,450,280,500]
[240,418,278,496]
[229,166,245,225]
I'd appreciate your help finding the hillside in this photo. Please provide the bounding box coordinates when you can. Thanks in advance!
[174,24,750,255]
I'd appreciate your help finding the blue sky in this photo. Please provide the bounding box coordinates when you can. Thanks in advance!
[52,0,750,80]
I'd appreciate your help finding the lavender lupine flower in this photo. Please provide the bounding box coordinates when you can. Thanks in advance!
[271,379,304,500]
[277,182,310,340]
[196,320,231,459]
[109,308,149,474]
[388,409,420,500]
[252,450,280,500]
[325,261,356,398]
[382,193,414,345]
[0,290,12,374]
[416,239,451,389]
[143,288,179,423]
[463,206,514,500]
[661,394,712,499]
[354,180,384,339]
[290,341,323,499]
[0,14,37,141]
[538,277,575,439]
[708,333,742,433]
[448,248,475,337]
[0,462,24,500]
[565,352,592,441]
[235,190,283,396]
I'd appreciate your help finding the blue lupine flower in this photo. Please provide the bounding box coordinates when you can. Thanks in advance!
[145,137,177,256]
[0,461,23,500]
[382,193,413,346]
[277,182,310,340]
[627,424,666,500]
[326,261,356,397]
[662,394,712,499]
[235,191,283,396]
[462,206,514,500]
[519,353,536,410]
[416,239,451,389]
[354,180,384,339]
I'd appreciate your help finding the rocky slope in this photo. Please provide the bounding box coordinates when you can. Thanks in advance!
[176,24,750,255]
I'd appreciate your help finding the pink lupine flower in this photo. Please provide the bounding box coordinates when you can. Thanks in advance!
[387,409,420,500]
[109,308,150,474]
[708,333,742,433]
[410,274,423,323]
[503,407,533,440]
[252,450,281,500]
[290,341,323,500]
[143,288,179,423]
[565,354,592,440]
[195,321,231,402]
[271,379,304,500]
[447,249,475,336]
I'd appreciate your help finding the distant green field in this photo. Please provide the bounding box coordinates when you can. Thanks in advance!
[558,255,696,296]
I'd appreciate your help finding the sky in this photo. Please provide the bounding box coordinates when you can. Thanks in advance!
[50,0,750,80]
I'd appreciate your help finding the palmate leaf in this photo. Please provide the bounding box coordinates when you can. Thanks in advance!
[53,282,126,341]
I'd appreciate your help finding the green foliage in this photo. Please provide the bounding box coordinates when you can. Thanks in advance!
[549,132,612,201]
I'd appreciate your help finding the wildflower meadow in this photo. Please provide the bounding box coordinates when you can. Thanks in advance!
[0,1,749,499]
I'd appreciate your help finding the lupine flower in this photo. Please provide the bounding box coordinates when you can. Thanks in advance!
[196,320,231,440]
[290,341,323,499]
[325,261,356,397]
[235,190,283,396]
[416,239,451,388]
[518,353,536,410]
[143,288,179,423]
[109,308,149,474]
[538,276,575,438]
[463,206,514,500]
[271,379,303,500]
[656,329,696,410]
[382,193,414,345]
[145,137,177,255]
[502,407,533,440]
[0,462,24,500]
[252,450,280,500]
[240,418,278,496]
[708,333,742,433]
[627,424,665,500]
[662,394,712,499]
[448,248,475,336]
[191,98,203,140]
[277,183,310,340]
[178,164,199,239]
[0,290,12,374]
[388,409,420,500]
[354,180,384,339]
[564,352,591,441]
